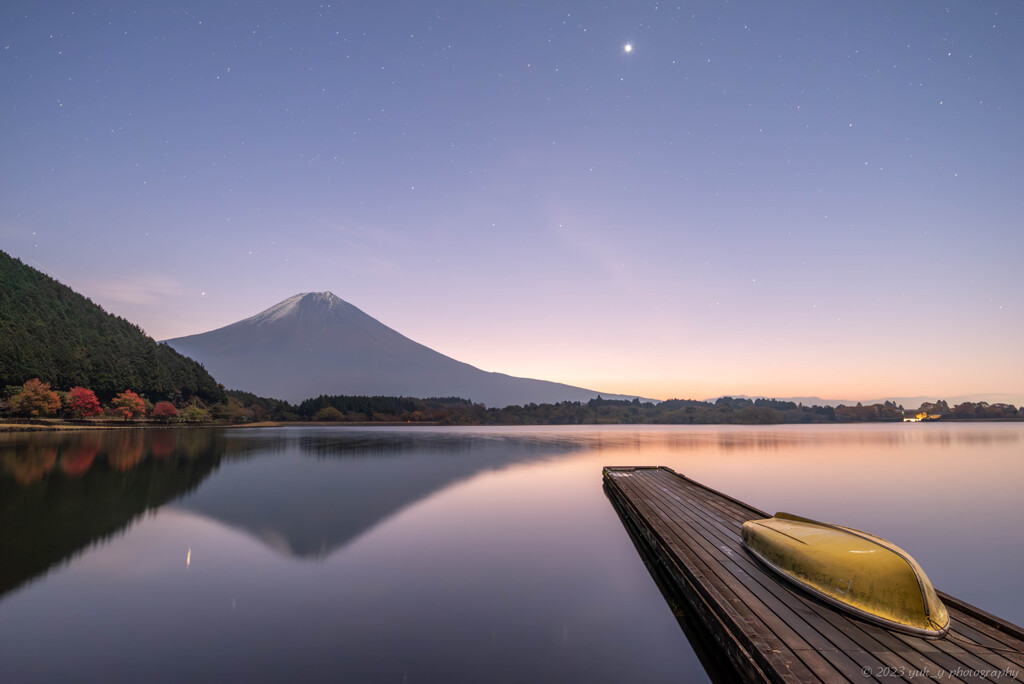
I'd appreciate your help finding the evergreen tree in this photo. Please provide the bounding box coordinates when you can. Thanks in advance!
[0,250,224,402]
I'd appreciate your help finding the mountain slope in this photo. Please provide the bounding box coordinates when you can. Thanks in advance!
[164,292,642,407]
[0,251,223,402]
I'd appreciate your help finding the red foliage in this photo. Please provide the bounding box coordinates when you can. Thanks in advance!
[152,401,178,421]
[61,439,100,477]
[149,430,176,459]
[111,390,146,421]
[66,386,102,419]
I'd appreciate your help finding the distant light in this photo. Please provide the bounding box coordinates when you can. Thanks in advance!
[186,548,191,568]
[623,43,633,54]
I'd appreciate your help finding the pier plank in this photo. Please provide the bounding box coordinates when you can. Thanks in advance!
[603,466,1024,684]
[636,471,1004,681]
[631,471,964,682]
[615,475,848,682]
[612,475,826,682]
[648,471,1024,677]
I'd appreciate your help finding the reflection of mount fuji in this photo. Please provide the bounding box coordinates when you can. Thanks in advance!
[174,430,571,558]
[1,429,575,600]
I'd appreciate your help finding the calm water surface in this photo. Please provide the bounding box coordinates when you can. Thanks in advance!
[1,424,1022,683]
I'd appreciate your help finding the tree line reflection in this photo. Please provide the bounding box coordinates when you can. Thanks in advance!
[0,428,569,600]
[3,425,1020,607]
[0,430,226,485]
[0,430,228,599]
[4,425,1020,488]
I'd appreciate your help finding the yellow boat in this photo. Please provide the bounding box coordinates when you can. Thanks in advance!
[741,513,950,638]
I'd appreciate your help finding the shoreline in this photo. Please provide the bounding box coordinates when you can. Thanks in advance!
[0,421,281,433]
[3,417,1021,433]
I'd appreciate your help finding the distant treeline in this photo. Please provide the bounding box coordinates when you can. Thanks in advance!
[224,391,1024,425]
[0,251,224,403]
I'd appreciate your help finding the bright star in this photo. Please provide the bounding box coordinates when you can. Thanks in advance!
[623,43,633,53]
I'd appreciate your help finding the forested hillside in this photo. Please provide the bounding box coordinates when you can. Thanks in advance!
[234,392,1023,425]
[0,251,224,403]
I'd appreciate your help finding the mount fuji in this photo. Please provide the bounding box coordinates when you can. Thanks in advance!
[163,292,644,407]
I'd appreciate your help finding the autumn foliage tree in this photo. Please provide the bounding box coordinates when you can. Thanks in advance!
[152,401,178,422]
[66,386,102,419]
[111,390,146,421]
[10,378,62,417]
[179,401,210,423]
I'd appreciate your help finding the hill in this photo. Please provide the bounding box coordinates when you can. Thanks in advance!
[164,292,648,407]
[0,251,223,402]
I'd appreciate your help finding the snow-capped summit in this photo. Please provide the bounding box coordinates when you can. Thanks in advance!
[244,292,356,326]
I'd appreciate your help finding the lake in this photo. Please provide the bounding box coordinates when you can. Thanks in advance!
[1,424,1022,683]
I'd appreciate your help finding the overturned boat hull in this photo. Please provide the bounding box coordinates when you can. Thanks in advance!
[742,512,950,638]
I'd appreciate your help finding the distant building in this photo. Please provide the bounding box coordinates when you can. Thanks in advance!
[902,412,940,423]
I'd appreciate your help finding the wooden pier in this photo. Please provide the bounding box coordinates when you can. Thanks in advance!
[603,466,1024,683]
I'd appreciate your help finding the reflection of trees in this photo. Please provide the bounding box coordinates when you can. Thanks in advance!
[60,434,101,477]
[149,430,176,459]
[107,433,145,472]
[0,430,228,600]
[0,430,231,486]
[176,430,216,461]
[3,424,1020,609]
[1,444,58,485]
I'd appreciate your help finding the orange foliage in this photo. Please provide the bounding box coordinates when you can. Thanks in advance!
[10,378,61,417]
[2,445,58,485]
[107,433,144,471]
[111,390,146,421]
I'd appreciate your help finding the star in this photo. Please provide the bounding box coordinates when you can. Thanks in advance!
[623,43,633,54]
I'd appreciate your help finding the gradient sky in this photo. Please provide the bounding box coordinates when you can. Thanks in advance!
[2,1,1021,402]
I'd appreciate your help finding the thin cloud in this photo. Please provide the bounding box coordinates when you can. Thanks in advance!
[74,275,189,305]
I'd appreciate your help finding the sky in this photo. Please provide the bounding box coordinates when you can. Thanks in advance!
[2,1,1022,403]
